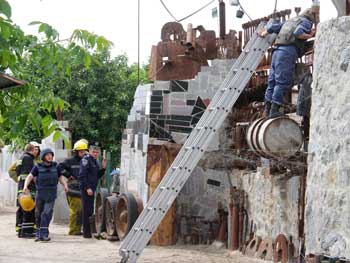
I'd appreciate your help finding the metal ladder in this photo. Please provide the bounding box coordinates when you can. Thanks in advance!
[120,22,276,263]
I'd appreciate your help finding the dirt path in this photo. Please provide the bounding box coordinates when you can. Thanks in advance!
[0,206,268,263]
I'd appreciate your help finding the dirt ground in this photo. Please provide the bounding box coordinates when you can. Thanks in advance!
[0,206,268,263]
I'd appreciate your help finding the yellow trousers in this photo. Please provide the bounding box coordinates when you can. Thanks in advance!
[67,195,82,235]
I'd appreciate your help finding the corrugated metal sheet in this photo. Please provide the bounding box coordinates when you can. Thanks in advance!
[0,73,25,90]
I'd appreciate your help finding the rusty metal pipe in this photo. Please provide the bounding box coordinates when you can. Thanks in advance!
[238,31,242,53]
[238,207,244,248]
[230,204,239,250]
[234,125,242,149]
[219,0,226,39]
[238,191,245,248]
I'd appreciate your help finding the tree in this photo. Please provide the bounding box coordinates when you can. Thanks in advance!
[1,0,150,164]
[53,51,149,166]
[0,0,112,146]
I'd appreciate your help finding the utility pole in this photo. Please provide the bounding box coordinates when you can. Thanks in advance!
[138,0,140,85]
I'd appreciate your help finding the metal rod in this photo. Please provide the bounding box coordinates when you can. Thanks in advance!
[219,0,226,39]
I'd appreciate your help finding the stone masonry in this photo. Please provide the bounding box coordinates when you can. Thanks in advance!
[305,17,350,258]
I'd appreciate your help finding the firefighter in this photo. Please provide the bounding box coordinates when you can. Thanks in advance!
[259,8,316,118]
[58,139,88,235]
[16,143,36,238]
[30,141,41,163]
[78,142,106,238]
[23,148,68,242]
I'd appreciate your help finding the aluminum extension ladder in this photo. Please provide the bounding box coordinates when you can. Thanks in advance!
[120,21,276,263]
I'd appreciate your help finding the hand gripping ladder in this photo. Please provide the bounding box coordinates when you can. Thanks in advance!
[120,22,276,263]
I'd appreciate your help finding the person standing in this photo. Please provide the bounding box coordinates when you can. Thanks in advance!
[23,148,68,242]
[16,143,36,238]
[259,8,316,118]
[78,142,106,238]
[58,139,88,235]
[30,141,41,164]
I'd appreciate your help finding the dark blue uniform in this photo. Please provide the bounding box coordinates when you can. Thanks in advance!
[58,155,84,235]
[265,18,313,105]
[58,155,82,193]
[31,162,63,239]
[78,154,105,237]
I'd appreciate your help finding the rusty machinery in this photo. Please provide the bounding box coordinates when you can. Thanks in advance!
[149,1,241,81]
[92,188,144,241]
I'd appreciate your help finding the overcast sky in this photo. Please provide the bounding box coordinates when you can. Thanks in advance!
[8,0,337,64]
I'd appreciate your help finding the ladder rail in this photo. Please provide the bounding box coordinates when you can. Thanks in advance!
[120,22,276,262]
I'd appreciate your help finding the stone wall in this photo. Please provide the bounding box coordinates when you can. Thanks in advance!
[241,169,300,245]
[305,17,350,258]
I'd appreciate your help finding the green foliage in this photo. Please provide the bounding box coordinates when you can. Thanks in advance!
[0,0,114,148]
[0,0,150,165]
[54,52,149,166]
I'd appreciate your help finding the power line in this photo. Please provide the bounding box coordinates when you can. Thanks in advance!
[160,0,178,21]
[237,0,253,22]
[159,0,216,23]
[178,0,216,22]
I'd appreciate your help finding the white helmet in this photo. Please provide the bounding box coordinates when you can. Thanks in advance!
[30,141,40,148]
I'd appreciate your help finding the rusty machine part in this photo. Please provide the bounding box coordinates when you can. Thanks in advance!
[247,116,303,158]
[95,188,109,234]
[105,195,118,237]
[230,203,239,250]
[274,234,289,263]
[149,6,241,81]
[238,191,246,250]
[256,238,274,261]
[161,22,186,41]
[229,187,240,250]
[245,236,262,257]
[219,0,226,39]
[217,201,228,244]
[115,192,143,240]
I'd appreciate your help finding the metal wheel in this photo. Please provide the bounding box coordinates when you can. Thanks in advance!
[115,192,143,240]
[105,195,118,236]
[95,188,109,234]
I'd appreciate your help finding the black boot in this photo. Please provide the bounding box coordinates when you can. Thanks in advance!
[264,101,271,117]
[269,103,285,118]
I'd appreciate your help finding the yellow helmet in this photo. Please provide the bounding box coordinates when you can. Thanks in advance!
[19,194,35,212]
[73,140,88,151]
[79,139,88,145]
